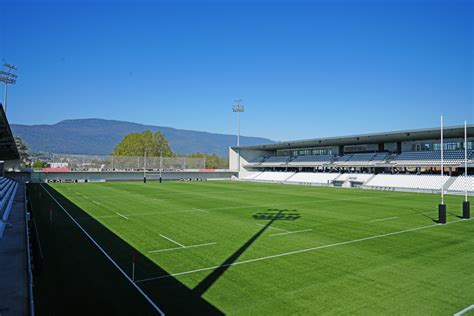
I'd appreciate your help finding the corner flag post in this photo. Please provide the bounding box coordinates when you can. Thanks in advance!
[463,120,470,219]
[438,115,446,224]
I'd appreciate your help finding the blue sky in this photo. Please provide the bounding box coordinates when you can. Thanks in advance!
[0,0,472,141]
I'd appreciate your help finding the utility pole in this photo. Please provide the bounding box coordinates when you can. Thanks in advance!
[232,99,244,172]
[0,64,18,113]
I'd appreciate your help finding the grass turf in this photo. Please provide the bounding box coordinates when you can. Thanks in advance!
[41,180,474,315]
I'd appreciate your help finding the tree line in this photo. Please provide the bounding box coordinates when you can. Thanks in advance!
[20,130,229,169]
[112,130,228,169]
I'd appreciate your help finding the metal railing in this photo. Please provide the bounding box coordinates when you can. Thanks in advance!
[38,154,206,171]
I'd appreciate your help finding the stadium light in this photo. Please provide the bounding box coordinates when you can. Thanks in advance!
[232,99,244,146]
[0,63,18,113]
[232,99,244,172]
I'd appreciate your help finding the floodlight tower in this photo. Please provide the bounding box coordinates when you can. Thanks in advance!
[232,99,244,172]
[0,64,18,113]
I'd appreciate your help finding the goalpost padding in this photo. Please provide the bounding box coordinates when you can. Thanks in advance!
[463,201,470,220]
[438,204,446,224]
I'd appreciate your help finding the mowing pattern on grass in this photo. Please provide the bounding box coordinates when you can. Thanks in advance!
[37,180,474,315]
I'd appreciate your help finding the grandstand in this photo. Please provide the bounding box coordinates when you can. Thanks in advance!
[232,125,474,194]
[0,104,29,316]
[20,122,473,315]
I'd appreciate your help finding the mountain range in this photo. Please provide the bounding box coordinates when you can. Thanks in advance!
[11,118,274,157]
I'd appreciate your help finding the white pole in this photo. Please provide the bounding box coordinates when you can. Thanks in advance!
[237,110,241,172]
[159,151,162,178]
[441,115,444,204]
[132,254,135,282]
[3,83,7,113]
[144,151,147,180]
[465,120,468,202]
[237,110,240,147]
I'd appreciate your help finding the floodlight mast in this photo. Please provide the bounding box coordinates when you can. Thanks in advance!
[0,64,18,113]
[232,99,244,172]
[232,99,244,146]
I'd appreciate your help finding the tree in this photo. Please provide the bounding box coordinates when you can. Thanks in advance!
[112,131,174,157]
[14,136,31,167]
[32,159,48,169]
[186,152,228,169]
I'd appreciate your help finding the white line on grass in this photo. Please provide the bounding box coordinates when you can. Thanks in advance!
[269,229,313,237]
[91,195,384,220]
[369,216,398,223]
[454,304,474,316]
[149,242,216,254]
[40,184,165,316]
[159,234,185,248]
[115,212,129,220]
[192,208,210,213]
[93,208,209,219]
[256,223,288,232]
[135,218,470,284]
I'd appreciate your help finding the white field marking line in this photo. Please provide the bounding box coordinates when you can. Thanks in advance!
[368,211,442,223]
[92,208,208,219]
[256,223,288,232]
[192,208,210,213]
[149,242,217,254]
[454,304,474,316]
[159,234,185,248]
[269,229,313,237]
[39,184,165,315]
[369,216,398,223]
[91,195,383,220]
[115,212,129,220]
[135,218,470,284]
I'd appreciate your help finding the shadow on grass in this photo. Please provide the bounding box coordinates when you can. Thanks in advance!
[407,207,438,223]
[30,183,222,315]
[193,209,300,296]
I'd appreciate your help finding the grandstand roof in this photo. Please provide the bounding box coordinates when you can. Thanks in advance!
[235,125,474,151]
[0,105,19,160]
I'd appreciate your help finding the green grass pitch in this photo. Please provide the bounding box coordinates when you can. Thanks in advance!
[45,180,474,315]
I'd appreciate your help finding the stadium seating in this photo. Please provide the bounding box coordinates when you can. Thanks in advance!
[447,176,474,192]
[0,177,19,237]
[253,171,295,182]
[364,174,450,190]
[240,171,263,180]
[394,150,473,166]
[336,173,375,183]
[260,156,291,165]
[286,172,340,184]
[287,155,334,166]
[370,153,389,162]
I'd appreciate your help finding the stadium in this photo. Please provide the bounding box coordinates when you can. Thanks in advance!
[1,100,473,314]
[1,1,473,315]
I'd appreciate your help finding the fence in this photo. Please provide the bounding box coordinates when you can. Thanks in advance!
[45,154,206,171]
